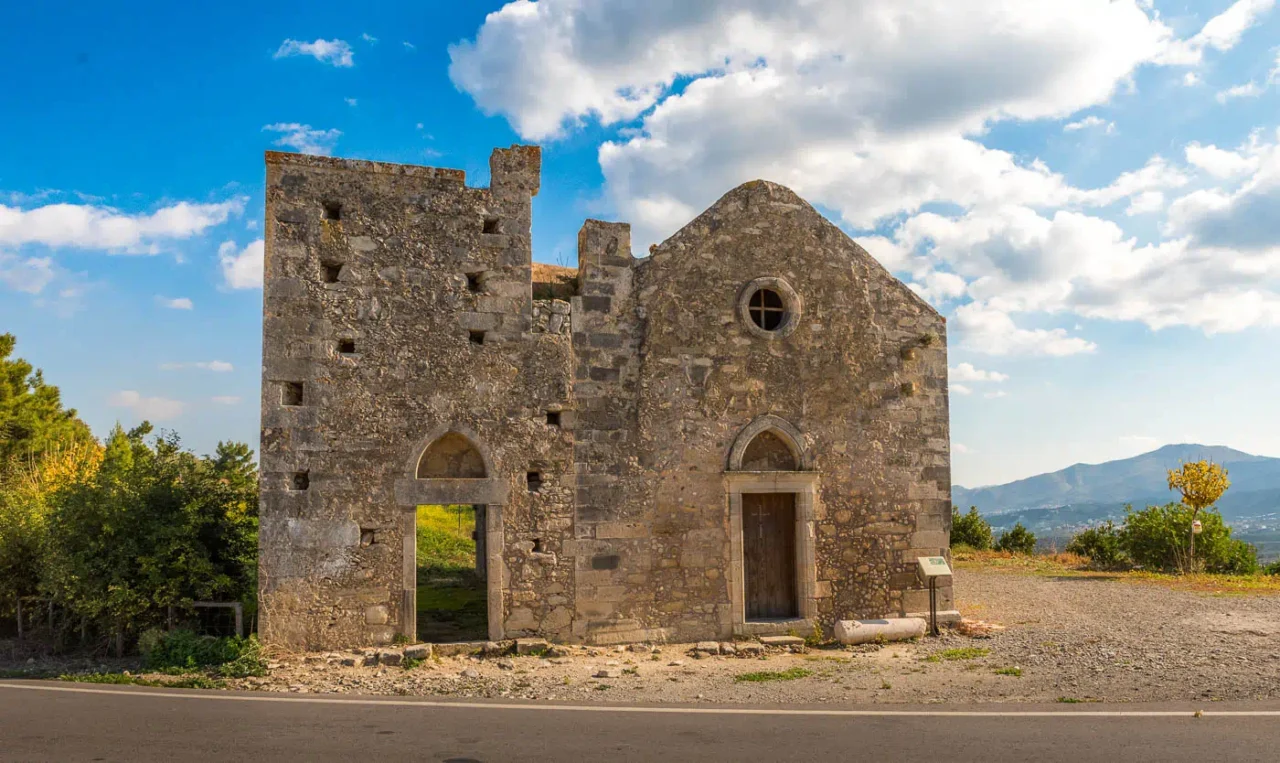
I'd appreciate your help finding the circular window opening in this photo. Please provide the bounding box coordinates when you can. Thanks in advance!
[738,277,801,339]
[748,288,786,331]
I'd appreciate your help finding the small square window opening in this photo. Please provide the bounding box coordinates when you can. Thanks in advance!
[322,262,343,283]
[466,272,483,292]
[291,471,309,491]
[526,471,543,492]
[337,339,356,354]
[469,330,486,346]
[281,382,304,406]
[546,411,561,427]
[322,201,342,221]
[482,216,500,234]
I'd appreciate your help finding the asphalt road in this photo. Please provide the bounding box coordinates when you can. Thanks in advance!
[3,681,1280,762]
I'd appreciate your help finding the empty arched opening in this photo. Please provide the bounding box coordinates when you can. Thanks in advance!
[740,430,799,471]
[416,432,487,479]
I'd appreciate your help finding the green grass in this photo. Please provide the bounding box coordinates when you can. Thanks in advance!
[994,666,1023,677]
[416,504,487,642]
[417,504,478,573]
[734,667,813,683]
[925,647,991,663]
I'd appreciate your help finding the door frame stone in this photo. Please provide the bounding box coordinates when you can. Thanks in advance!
[725,471,819,637]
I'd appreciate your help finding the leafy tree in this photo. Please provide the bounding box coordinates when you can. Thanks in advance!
[1066,521,1127,569]
[0,441,101,632]
[42,425,258,652]
[1167,461,1231,570]
[1120,502,1256,574]
[0,333,94,475]
[994,523,1036,554]
[950,505,993,550]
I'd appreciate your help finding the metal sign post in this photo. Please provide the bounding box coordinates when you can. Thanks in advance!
[916,556,953,636]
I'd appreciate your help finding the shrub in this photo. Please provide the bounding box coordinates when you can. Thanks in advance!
[1263,560,1280,576]
[1066,521,1128,569]
[141,628,266,677]
[950,506,993,550]
[1120,503,1258,574]
[994,523,1036,555]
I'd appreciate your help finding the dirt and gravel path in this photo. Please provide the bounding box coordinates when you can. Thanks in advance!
[214,568,1280,704]
[12,567,1280,704]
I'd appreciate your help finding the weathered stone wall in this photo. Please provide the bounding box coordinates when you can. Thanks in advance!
[259,146,951,651]
[259,147,580,649]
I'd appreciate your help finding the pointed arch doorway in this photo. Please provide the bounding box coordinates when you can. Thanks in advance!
[725,415,820,637]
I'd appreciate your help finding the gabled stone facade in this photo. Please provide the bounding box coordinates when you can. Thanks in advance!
[258,145,952,650]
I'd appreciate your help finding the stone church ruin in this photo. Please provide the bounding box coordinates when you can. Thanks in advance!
[257,145,952,650]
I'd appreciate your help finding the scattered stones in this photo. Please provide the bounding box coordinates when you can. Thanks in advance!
[546,645,572,658]
[668,660,686,667]
[759,636,805,647]
[694,641,720,656]
[719,642,737,655]
[460,669,480,679]
[515,638,549,656]
[737,642,764,656]
[497,660,516,670]
[403,644,432,661]
[595,668,622,679]
[628,644,653,654]
[339,656,359,667]
[377,650,403,667]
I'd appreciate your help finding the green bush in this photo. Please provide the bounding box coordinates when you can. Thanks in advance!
[994,523,1036,554]
[1066,521,1128,569]
[1119,503,1258,574]
[1263,560,1280,576]
[950,506,993,550]
[140,628,266,677]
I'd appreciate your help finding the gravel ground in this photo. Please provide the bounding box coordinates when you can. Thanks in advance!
[11,568,1280,704]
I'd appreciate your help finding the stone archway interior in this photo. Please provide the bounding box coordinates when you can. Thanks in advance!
[416,432,487,478]
[740,430,798,471]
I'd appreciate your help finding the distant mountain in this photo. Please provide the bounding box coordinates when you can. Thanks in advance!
[953,444,1280,513]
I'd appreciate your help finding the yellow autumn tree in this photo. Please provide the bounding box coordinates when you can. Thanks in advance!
[0,441,103,634]
[1166,460,1230,571]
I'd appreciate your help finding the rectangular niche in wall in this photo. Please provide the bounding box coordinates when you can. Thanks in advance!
[482,216,500,234]
[281,382,304,406]
[291,471,309,491]
[546,411,561,427]
[321,262,344,283]
[337,338,356,354]
[526,471,543,492]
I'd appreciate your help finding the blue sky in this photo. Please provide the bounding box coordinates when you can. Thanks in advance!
[3,0,1279,487]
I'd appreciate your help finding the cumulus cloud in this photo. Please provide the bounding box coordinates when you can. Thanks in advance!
[0,253,56,293]
[157,296,193,310]
[953,443,971,455]
[262,123,342,156]
[108,390,185,421]
[1216,81,1264,102]
[273,38,354,67]
[950,363,1009,383]
[951,384,973,396]
[1064,116,1115,133]
[160,360,234,372]
[0,198,244,253]
[219,239,264,290]
[449,0,1280,346]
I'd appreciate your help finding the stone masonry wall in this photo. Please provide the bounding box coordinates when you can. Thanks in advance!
[259,146,952,650]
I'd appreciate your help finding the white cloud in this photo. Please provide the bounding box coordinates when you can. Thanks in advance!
[908,271,966,305]
[1185,141,1260,178]
[1157,0,1276,65]
[1183,71,1201,86]
[0,198,244,252]
[219,239,264,290]
[157,296,193,310]
[1216,81,1264,103]
[984,390,1008,399]
[0,253,56,293]
[345,97,358,107]
[160,360,233,372]
[362,33,378,43]
[954,303,1097,356]
[950,362,1009,383]
[951,383,973,396]
[211,396,242,405]
[1064,115,1115,133]
[953,443,971,455]
[262,123,342,156]
[273,38,354,67]
[108,390,185,421]
[403,41,416,50]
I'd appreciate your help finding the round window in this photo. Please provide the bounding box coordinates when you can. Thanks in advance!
[748,288,786,331]
[737,277,801,339]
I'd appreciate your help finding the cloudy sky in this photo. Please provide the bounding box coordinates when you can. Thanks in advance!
[3,0,1279,487]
